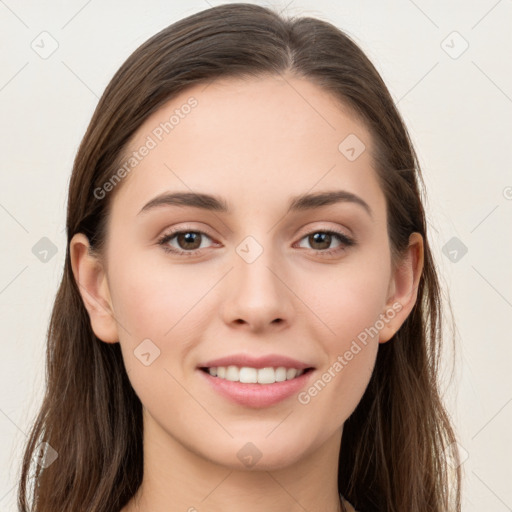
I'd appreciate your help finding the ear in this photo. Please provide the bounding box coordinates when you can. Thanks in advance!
[379,232,424,343]
[69,233,119,343]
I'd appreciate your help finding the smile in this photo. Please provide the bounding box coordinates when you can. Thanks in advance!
[198,366,315,408]
[200,366,312,384]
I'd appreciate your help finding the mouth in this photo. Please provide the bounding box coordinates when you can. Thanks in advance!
[196,353,316,407]
[197,365,316,408]
[199,365,315,384]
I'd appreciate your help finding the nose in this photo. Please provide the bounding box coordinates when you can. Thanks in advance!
[220,244,294,333]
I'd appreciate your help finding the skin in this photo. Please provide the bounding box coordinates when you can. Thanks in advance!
[70,73,423,512]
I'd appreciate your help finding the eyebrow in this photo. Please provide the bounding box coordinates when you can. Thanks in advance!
[138,190,373,218]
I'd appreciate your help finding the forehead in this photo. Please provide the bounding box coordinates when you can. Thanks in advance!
[108,74,384,219]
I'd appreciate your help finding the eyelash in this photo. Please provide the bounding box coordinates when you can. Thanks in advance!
[157,226,356,258]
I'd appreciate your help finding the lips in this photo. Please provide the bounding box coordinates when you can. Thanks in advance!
[196,353,317,407]
[198,364,315,408]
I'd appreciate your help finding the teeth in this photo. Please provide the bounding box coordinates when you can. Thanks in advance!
[206,366,305,384]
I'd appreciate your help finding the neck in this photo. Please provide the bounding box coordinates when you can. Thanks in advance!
[123,410,344,512]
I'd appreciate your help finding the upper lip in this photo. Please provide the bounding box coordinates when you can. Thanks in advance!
[198,353,315,370]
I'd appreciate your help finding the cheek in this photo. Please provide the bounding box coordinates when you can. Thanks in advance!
[296,252,391,343]
[108,250,212,340]
[291,250,389,413]
[305,340,378,430]
[108,254,200,409]
[297,270,382,423]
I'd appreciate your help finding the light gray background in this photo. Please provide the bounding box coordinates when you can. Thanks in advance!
[1,1,511,510]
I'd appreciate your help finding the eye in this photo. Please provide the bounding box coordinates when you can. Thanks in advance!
[295,229,355,256]
[157,229,217,256]
[157,227,356,258]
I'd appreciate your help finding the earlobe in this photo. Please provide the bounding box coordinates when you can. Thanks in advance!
[379,232,424,343]
[69,233,119,343]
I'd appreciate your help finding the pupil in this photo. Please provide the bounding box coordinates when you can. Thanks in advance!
[180,232,200,249]
[311,232,330,250]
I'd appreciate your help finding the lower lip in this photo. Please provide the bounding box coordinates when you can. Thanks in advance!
[198,369,315,408]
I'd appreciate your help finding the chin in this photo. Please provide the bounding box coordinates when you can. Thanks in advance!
[202,438,308,472]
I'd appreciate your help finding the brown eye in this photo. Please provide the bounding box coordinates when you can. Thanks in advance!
[296,230,355,256]
[176,232,203,250]
[158,230,216,255]
[308,232,333,250]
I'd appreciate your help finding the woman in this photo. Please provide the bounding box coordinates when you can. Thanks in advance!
[17,4,462,511]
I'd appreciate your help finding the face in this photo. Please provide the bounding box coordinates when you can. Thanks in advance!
[73,74,420,472]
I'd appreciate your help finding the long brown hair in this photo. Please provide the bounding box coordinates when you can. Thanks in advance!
[17,4,462,511]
